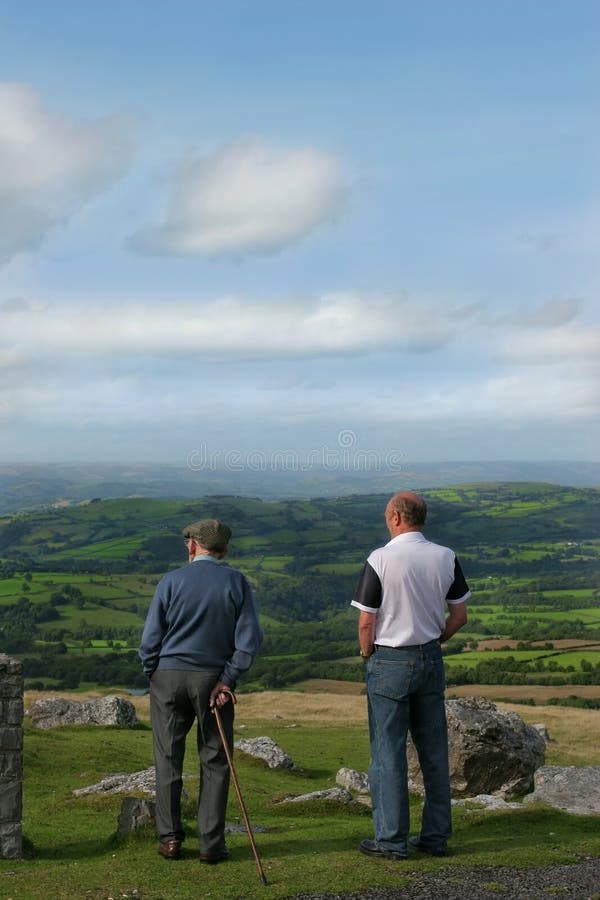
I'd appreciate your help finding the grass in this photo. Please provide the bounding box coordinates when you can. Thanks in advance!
[44,537,145,559]
[2,689,598,899]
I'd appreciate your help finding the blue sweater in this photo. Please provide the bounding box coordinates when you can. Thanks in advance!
[139,556,263,687]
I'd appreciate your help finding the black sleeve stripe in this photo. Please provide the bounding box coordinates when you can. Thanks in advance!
[353,562,382,610]
[446,557,470,601]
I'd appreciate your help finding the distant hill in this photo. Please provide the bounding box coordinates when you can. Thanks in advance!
[0,459,598,514]
[1,482,598,693]
[1,482,597,574]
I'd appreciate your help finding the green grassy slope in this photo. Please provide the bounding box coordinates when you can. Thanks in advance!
[1,711,598,900]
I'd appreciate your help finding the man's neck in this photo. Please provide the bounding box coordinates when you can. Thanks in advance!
[389,525,423,538]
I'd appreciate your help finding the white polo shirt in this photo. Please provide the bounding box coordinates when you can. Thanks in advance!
[351,531,470,646]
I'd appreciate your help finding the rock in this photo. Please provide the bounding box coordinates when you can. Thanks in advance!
[336,767,370,794]
[524,765,600,815]
[279,788,354,804]
[225,822,268,834]
[117,797,156,837]
[234,736,293,769]
[73,767,158,796]
[452,794,522,811]
[531,722,554,742]
[29,695,138,730]
[407,696,545,798]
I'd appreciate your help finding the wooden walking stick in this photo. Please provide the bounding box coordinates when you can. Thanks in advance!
[212,692,268,885]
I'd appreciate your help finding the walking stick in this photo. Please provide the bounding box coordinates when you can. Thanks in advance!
[212,693,268,886]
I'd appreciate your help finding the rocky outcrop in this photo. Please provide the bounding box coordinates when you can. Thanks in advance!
[234,736,294,769]
[73,767,157,796]
[407,697,545,798]
[29,696,138,730]
[336,767,370,794]
[524,765,600,815]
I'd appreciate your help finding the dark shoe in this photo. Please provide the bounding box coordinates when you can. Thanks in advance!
[158,839,182,860]
[200,847,230,864]
[359,839,407,860]
[409,836,447,857]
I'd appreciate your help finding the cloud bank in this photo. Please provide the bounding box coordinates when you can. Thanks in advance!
[0,292,479,361]
[0,292,597,436]
[128,136,347,257]
[0,83,131,265]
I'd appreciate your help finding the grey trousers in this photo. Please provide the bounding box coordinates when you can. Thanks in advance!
[149,669,234,852]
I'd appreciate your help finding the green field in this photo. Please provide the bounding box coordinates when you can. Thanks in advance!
[0,483,598,694]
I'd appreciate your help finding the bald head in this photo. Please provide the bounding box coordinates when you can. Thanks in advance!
[385,491,427,534]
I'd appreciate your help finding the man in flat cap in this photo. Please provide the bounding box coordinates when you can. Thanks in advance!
[139,518,263,863]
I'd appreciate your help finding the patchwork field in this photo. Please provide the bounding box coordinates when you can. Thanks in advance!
[0,482,597,698]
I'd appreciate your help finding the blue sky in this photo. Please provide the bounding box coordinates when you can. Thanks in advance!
[0,0,598,469]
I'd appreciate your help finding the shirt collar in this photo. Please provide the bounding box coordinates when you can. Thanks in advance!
[192,554,220,563]
[386,531,427,546]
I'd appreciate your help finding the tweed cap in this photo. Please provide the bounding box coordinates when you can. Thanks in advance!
[183,519,232,552]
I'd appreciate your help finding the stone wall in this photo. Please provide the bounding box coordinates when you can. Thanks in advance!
[0,654,23,859]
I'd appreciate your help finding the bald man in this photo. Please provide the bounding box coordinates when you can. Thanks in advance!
[351,491,469,860]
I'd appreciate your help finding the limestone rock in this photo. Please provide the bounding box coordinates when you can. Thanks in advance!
[336,767,370,794]
[234,736,293,769]
[117,797,156,837]
[524,765,600,815]
[452,794,522,811]
[407,696,545,798]
[29,695,138,730]
[73,767,157,796]
[280,788,353,804]
[531,723,553,742]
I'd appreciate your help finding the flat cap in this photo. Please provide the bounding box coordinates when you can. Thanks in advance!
[183,519,232,553]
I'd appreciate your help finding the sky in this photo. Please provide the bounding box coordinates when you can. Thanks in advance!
[0,0,598,470]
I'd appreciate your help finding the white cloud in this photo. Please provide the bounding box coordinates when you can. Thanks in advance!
[128,136,348,257]
[0,83,131,265]
[0,291,474,364]
[479,297,583,331]
[497,324,600,364]
[0,291,597,440]
[364,369,599,424]
[3,356,596,434]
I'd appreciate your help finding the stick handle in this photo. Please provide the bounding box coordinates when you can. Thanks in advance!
[213,704,268,885]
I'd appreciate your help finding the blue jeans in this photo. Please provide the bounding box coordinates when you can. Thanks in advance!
[365,641,451,853]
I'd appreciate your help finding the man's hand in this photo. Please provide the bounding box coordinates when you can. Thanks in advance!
[210,681,236,709]
[440,601,468,643]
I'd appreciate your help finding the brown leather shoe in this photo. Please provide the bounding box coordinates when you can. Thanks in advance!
[158,839,182,860]
[199,847,230,864]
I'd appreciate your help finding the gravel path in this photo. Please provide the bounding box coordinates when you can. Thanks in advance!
[290,858,600,899]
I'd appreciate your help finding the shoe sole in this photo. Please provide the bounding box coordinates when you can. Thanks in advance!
[359,847,407,861]
[409,841,447,857]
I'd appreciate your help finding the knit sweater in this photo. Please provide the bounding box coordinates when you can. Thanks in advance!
[139,556,263,687]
